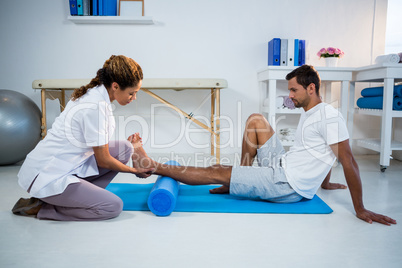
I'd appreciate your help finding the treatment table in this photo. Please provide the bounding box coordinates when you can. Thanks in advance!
[32,78,228,163]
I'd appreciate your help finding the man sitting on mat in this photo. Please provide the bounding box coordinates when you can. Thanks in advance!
[132,65,396,226]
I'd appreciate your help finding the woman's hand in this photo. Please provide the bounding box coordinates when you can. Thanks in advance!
[132,167,154,178]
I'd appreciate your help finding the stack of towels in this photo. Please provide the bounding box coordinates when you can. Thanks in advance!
[356,85,402,110]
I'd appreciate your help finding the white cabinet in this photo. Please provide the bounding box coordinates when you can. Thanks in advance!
[350,64,402,171]
[257,66,354,144]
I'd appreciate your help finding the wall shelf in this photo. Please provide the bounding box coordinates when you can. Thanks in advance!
[355,108,402,118]
[356,139,402,152]
[67,16,154,25]
[261,106,302,114]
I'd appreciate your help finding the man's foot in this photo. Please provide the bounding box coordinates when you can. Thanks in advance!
[12,197,43,216]
[130,134,156,178]
[128,132,143,149]
[209,185,229,194]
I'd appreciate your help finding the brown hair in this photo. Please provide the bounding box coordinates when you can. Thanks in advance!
[71,55,143,100]
[285,65,321,95]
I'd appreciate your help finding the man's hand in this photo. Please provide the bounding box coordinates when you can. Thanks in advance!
[330,140,396,226]
[321,182,347,190]
[209,185,229,194]
[356,208,397,226]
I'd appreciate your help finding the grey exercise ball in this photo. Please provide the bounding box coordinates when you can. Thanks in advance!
[0,89,41,165]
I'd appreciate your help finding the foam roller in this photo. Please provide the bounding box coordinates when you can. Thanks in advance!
[147,160,180,216]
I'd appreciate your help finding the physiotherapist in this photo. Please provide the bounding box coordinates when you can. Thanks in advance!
[12,55,154,221]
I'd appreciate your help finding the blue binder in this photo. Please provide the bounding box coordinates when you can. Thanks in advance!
[102,0,117,16]
[77,0,83,15]
[70,0,78,15]
[294,39,299,66]
[99,0,103,15]
[268,38,281,66]
[299,39,305,65]
[92,0,98,15]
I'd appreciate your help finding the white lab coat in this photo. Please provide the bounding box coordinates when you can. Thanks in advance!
[18,85,115,198]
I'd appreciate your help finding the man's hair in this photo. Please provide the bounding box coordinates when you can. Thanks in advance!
[285,65,321,95]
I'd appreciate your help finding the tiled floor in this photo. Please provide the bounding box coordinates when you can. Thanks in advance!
[0,155,401,268]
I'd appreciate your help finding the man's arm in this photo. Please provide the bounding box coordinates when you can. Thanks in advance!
[321,169,347,190]
[330,140,396,226]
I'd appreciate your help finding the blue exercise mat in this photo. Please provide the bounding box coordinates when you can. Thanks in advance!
[106,183,333,214]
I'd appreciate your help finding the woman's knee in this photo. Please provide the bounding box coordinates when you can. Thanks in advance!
[102,195,123,219]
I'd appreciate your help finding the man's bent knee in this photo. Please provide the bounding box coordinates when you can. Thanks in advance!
[246,113,271,127]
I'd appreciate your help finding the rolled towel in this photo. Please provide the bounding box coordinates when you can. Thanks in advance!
[356,96,402,110]
[263,98,284,108]
[283,96,295,109]
[361,85,402,98]
[375,54,400,64]
[275,97,283,108]
[147,160,180,216]
[395,96,402,110]
[395,85,402,98]
[360,86,384,97]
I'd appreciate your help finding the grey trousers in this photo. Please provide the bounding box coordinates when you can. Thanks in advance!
[37,140,134,221]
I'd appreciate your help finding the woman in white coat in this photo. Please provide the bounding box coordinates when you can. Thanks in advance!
[12,55,154,221]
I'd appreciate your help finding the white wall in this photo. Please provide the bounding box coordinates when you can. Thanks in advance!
[0,0,388,157]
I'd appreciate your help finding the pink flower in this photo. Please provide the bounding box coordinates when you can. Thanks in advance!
[335,48,345,58]
[327,47,336,55]
[317,48,327,57]
[317,47,344,58]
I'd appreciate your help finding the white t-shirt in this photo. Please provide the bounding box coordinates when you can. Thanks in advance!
[18,85,115,198]
[281,103,349,199]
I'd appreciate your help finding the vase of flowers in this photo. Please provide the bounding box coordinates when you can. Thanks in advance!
[317,47,344,67]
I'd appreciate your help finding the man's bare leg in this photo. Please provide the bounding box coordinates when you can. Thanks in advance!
[209,114,275,194]
[132,113,275,193]
[240,113,275,166]
[132,139,232,187]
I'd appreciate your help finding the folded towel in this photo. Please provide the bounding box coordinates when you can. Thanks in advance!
[357,96,402,110]
[375,54,400,64]
[361,85,402,98]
